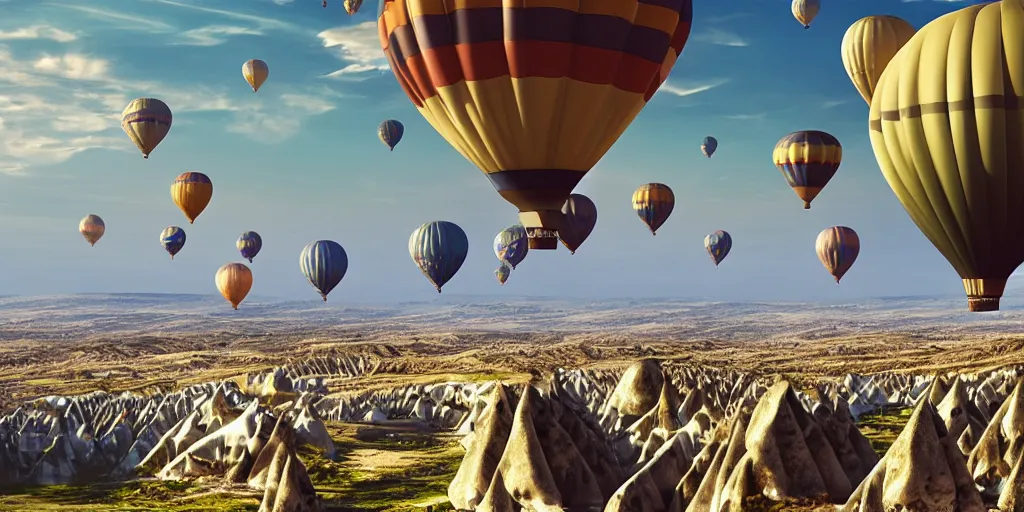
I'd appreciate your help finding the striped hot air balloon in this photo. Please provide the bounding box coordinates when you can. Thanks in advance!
[632,183,675,235]
[773,131,842,210]
[121,98,172,159]
[704,230,732,267]
[816,226,860,283]
[378,119,404,151]
[215,263,253,310]
[237,231,262,263]
[792,0,820,29]
[409,221,468,293]
[495,263,511,286]
[493,225,529,269]
[79,215,105,246]
[242,59,270,92]
[160,226,186,259]
[170,172,213,224]
[299,240,349,301]
[378,0,693,249]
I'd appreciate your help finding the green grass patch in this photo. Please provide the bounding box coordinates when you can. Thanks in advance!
[857,406,914,456]
[0,480,260,511]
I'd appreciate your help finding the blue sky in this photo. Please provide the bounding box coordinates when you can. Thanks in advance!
[0,0,1005,304]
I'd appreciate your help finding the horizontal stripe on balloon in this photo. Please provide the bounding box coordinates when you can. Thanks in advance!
[869,94,1024,131]
[486,169,586,212]
[122,115,171,125]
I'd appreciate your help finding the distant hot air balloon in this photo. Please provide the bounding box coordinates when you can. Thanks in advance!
[344,0,362,15]
[378,0,693,250]
[409,221,468,293]
[841,16,915,105]
[869,0,1024,312]
[242,59,269,93]
[792,0,820,29]
[237,231,262,263]
[559,194,598,255]
[299,240,349,301]
[705,230,732,267]
[701,136,718,158]
[632,183,675,235]
[493,225,529,270]
[121,98,171,159]
[816,226,859,284]
[160,226,186,259]
[773,131,842,210]
[79,215,105,246]
[215,263,253,310]
[495,263,511,286]
[378,120,404,151]
[171,172,213,224]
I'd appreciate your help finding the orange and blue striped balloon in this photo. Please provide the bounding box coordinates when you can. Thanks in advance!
[300,240,349,301]
[632,183,675,235]
[160,226,186,259]
[170,172,213,224]
[772,130,842,210]
[409,221,468,293]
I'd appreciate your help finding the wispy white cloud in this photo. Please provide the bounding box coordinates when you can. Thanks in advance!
[822,99,848,109]
[145,0,299,33]
[272,0,294,3]
[692,28,749,47]
[659,79,729,98]
[58,5,176,32]
[177,25,263,46]
[319,22,389,79]
[0,25,76,43]
[724,113,766,121]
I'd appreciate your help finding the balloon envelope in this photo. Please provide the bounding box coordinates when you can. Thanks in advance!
[171,172,213,224]
[160,226,186,259]
[632,183,675,235]
[79,215,105,246]
[701,136,718,158]
[493,225,529,269]
[344,0,362,14]
[791,0,820,28]
[495,263,511,286]
[121,98,171,159]
[377,0,693,249]
[378,119,404,151]
[215,263,253,310]
[816,226,860,283]
[869,0,1024,312]
[559,194,598,254]
[409,221,468,292]
[242,59,270,92]
[705,230,732,266]
[299,240,349,301]
[772,131,842,209]
[841,16,915,105]
[237,231,263,263]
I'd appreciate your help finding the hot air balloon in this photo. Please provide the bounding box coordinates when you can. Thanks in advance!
[701,136,718,158]
[215,263,253,310]
[495,263,511,286]
[79,215,105,246]
[160,226,186,259]
[841,16,915,106]
[409,221,468,293]
[237,231,262,263]
[378,119,404,151]
[299,240,349,301]
[869,0,1024,312]
[378,0,693,250]
[816,226,859,284]
[559,194,598,255]
[792,0,820,29]
[493,225,529,270]
[171,172,213,224]
[705,230,732,267]
[773,131,842,210]
[121,98,171,159]
[344,0,362,15]
[242,59,269,93]
[632,183,675,235]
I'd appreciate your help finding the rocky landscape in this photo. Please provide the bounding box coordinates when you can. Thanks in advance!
[1,293,1023,511]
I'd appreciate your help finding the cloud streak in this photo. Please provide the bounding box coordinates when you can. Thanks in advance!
[319,23,390,79]
[659,79,729,98]
[0,25,77,43]
[58,5,176,32]
[692,28,749,47]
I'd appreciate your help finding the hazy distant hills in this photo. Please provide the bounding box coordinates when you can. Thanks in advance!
[0,293,1020,341]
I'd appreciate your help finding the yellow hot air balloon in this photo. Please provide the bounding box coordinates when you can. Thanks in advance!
[791,0,820,29]
[378,0,694,250]
[840,16,916,105]
[215,263,253,310]
[121,98,172,159]
[344,0,362,15]
[170,172,213,224]
[242,59,269,93]
[869,0,1024,312]
[79,214,105,246]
